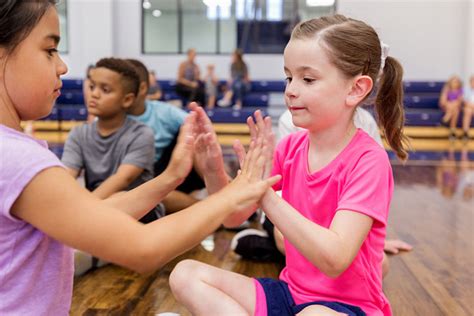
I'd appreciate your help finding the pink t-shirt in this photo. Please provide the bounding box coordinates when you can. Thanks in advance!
[0,125,73,315]
[272,129,393,315]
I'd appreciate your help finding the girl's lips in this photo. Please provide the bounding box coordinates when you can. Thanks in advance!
[289,106,306,110]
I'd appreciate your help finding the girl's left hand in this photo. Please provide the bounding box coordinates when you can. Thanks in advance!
[234,110,275,178]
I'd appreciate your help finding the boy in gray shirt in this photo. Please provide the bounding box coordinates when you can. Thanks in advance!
[62,58,157,220]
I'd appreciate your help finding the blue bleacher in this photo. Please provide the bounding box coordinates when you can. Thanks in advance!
[62,79,83,91]
[57,79,463,126]
[404,94,439,109]
[58,105,88,121]
[250,80,285,93]
[205,107,268,123]
[57,91,84,105]
[403,81,444,94]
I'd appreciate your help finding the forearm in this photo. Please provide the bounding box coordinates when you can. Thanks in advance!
[261,190,348,277]
[103,170,182,219]
[93,176,132,200]
[139,189,237,271]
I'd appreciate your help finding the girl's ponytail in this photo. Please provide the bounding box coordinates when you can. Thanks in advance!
[375,56,410,161]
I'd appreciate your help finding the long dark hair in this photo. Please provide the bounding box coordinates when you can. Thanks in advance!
[292,15,409,161]
[0,0,57,54]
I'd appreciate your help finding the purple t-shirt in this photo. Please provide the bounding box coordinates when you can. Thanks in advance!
[0,125,73,315]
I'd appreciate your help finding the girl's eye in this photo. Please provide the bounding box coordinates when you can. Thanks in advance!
[285,77,292,83]
[303,78,315,83]
[47,48,58,57]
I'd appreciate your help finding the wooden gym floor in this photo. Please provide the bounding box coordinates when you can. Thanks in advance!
[69,137,473,316]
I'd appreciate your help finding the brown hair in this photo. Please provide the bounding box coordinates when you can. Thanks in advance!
[291,14,409,161]
[0,0,56,54]
[127,59,150,89]
[95,58,140,96]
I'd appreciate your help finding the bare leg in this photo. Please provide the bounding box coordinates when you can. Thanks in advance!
[297,305,347,316]
[448,101,462,129]
[207,95,216,109]
[462,104,474,134]
[170,259,256,315]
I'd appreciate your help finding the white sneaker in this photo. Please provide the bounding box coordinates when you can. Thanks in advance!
[217,99,231,107]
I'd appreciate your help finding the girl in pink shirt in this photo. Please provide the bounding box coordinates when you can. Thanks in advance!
[170,14,409,316]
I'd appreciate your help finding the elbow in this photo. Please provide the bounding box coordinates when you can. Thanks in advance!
[127,241,167,275]
[318,250,350,279]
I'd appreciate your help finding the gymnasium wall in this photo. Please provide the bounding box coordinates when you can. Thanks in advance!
[61,0,473,82]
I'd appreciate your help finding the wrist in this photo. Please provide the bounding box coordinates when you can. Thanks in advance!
[161,169,185,187]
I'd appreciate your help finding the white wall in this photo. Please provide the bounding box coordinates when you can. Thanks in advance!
[62,0,473,82]
[337,0,471,81]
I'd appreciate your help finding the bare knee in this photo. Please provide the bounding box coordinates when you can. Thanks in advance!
[169,259,201,300]
[297,305,347,316]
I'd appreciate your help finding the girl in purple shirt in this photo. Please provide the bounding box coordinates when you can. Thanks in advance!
[0,2,278,315]
[439,75,463,138]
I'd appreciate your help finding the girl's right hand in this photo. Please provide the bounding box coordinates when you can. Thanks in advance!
[165,112,196,182]
[222,136,281,216]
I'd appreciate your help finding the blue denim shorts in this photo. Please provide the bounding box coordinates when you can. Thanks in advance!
[256,278,366,316]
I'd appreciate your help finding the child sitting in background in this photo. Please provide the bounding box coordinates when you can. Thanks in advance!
[204,64,218,109]
[146,70,162,101]
[62,58,159,220]
[461,75,474,140]
[439,75,463,139]
[127,59,206,214]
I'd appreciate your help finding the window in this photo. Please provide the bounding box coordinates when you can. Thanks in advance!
[142,0,336,54]
[57,0,68,53]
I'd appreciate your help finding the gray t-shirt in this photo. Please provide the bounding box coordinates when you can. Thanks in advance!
[62,117,155,191]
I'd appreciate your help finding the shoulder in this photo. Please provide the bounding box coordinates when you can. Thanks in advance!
[345,130,390,172]
[68,122,91,138]
[0,127,62,178]
[126,118,154,136]
[275,130,308,158]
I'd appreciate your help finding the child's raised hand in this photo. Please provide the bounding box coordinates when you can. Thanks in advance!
[166,111,196,182]
[233,110,275,178]
[188,102,226,177]
[223,136,281,216]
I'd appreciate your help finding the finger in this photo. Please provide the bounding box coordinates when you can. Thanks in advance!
[179,112,196,142]
[254,110,266,139]
[264,175,281,188]
[247,116,257,141]
[233,139,246,168]
[241,139,256,174]
[244,137,264,179]
[188,101,199,111]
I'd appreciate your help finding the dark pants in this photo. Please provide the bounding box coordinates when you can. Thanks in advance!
[176,82,205,106]
[153,132,205,194]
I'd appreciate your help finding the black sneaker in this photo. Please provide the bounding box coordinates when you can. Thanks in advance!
[461,131,469,141]
[231,229,283,261]
[449,129,457,140]
[440,119,450,127]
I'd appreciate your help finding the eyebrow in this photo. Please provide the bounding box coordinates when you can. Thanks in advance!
[284,66,320,74]
[45,34,60,45]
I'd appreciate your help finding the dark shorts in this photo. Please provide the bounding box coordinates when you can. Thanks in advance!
[256,278,366,316]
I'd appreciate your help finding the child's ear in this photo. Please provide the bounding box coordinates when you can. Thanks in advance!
[122,93,136,109]
[346,75,373,107]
